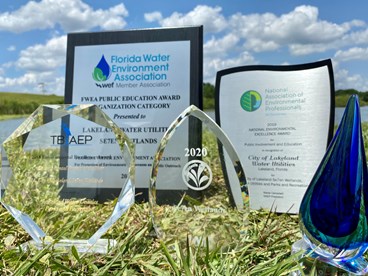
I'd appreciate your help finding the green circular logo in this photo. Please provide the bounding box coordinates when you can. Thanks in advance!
[240,90,262,112]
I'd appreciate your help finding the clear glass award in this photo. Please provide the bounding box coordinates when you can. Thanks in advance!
[149,105,249,249]
[0,104,135,253]
[292,95,368,275]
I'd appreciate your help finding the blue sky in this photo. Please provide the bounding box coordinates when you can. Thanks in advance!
[1,0,368,95]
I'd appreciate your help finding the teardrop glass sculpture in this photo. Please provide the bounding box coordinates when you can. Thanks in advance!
[298,95,368,274]
[149,105,249,249]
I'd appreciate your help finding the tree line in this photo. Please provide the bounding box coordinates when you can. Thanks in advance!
[0,87,366,116]
[203,84,368,109]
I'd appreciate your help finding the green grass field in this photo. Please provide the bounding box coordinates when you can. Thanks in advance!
[0,125,301,275]
[0,92,63,104]
[0,91,367,274]
[335,94,368,107]
[0,92,63,116]
[1,125,367,275]
[1,89,367,115]
[0,202,301,275]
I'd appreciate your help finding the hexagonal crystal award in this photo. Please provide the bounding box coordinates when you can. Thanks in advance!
[0,104,135,253]
[149,105,249,249]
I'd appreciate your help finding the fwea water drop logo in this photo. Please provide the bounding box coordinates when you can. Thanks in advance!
[240,90,262,112]
[62,123,72,140]
[92,55,111,82]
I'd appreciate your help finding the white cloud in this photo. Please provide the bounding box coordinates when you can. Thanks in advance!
[0,0,129,94]
[204,51,256,83]
[16,36,67,72]
[0,0,128,33]
[229,5,361,55]
[52,76,66,95]
[288,43,334,56]
[144,11,162,23]
[334,47,368,62]
[149,4,368,83]
[202,31,256,83]
[0,71,64,94]
[146,5,227,33]
[344,29,368,45]
[289,22,368,56]
[341,19,366,29]
[204,34,239,58]
[244,38,280,53]
[334,69,368,91]
[149,5,367,57]
[2,62,14,69]
[7,45,16,51]
[0,72,39,90]
[0,36,67,94]
[2,3,368,93]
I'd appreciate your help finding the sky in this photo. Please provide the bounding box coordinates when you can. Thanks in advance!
[1,0,368,95]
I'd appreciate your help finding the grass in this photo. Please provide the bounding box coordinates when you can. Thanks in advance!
[0,92,63,104]
[0,205,301,275]
[0,92,63,116]
[0,127,302,275]
[1,123,368,275]
[335,93,368,107]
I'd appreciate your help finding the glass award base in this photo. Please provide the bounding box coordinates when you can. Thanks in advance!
[291,239,368,275]
[20,238,117,254]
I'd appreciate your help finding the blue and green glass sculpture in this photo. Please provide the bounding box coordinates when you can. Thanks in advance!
[298,95,368,274]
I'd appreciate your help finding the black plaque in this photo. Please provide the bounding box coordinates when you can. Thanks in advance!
[64,27,203,201]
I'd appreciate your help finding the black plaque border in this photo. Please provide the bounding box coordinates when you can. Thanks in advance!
[63,26,203,201]
[215,59,335,209]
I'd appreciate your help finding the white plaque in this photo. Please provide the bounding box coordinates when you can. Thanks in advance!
[215,60,334,213]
